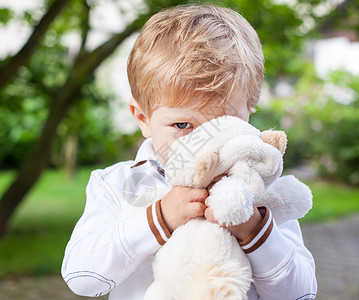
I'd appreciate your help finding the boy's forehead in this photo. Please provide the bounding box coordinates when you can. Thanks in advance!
[158,99,224,112]
[149,86,250,121]
[152,103,226,123]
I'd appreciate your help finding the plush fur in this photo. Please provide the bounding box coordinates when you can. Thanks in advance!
[144,115,312,300]
[146,219,252,300]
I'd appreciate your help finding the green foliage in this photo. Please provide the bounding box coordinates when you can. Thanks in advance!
[223,0,305,80]
[314,0,359,35]
[0,0,83,169]
[51,0,85,35]
[0,0,139,168]
[54,87,143,166]
[0,8,13,25]
[0,45,66,168]
[252,69,359,185]
[0,82,48,168]
[305,72,359,184]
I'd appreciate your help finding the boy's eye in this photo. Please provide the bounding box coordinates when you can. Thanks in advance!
[174,122,192,129]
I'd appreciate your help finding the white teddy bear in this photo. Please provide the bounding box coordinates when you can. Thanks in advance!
[144,115,312,300]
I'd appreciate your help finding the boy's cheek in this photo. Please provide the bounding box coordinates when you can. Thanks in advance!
[152,135,181,165]
[153,142,172,165]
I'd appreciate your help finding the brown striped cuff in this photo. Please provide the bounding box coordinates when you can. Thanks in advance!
[239,207,273,254]
[146,200,171,246]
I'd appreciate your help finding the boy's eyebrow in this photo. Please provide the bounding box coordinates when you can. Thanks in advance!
[162,115,194,122]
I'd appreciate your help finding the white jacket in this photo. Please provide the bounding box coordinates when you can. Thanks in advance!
[61,138,317,299]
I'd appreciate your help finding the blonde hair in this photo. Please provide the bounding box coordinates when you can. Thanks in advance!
[127,4,264,116]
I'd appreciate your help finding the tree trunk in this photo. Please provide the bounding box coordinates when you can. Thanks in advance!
[0,89,78,236]
[0,0,71,91]
[62,134,78,180]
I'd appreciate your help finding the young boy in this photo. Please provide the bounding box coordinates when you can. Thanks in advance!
[62,4,317,299]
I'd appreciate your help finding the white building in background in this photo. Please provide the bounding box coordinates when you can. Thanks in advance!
[313,36,359,78]
[269,35,359,103]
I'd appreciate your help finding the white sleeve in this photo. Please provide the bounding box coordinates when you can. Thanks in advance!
[240,207,317,300]
[61,171,170,297]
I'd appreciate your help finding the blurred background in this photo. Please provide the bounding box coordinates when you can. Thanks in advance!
[0,0,358,299]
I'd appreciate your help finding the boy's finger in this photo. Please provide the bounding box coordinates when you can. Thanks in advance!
[189,202,206,217]
[189,188,209,203]
[204,207,217,223]
[205,198,209,206]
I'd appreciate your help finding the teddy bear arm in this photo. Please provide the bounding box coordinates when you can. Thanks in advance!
[255,175,313,225]
[228,163,266,200]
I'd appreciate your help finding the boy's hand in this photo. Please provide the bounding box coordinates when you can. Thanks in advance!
[160,186,208,233]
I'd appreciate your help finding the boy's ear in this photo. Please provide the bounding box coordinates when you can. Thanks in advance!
[129,99,151,138]
[260,130,287,155]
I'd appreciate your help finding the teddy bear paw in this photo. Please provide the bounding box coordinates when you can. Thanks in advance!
[208,176,255,226]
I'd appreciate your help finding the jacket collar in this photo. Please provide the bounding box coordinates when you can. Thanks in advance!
[134,138,158,163]
[132,138,166,177]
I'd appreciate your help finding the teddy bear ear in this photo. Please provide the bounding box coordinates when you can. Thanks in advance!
[260,130,287,155]
[193,151,219,187]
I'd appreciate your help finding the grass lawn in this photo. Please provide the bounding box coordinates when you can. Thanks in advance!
[301,181,359,223]
[0,168,359,278]
[0,167,97,279]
